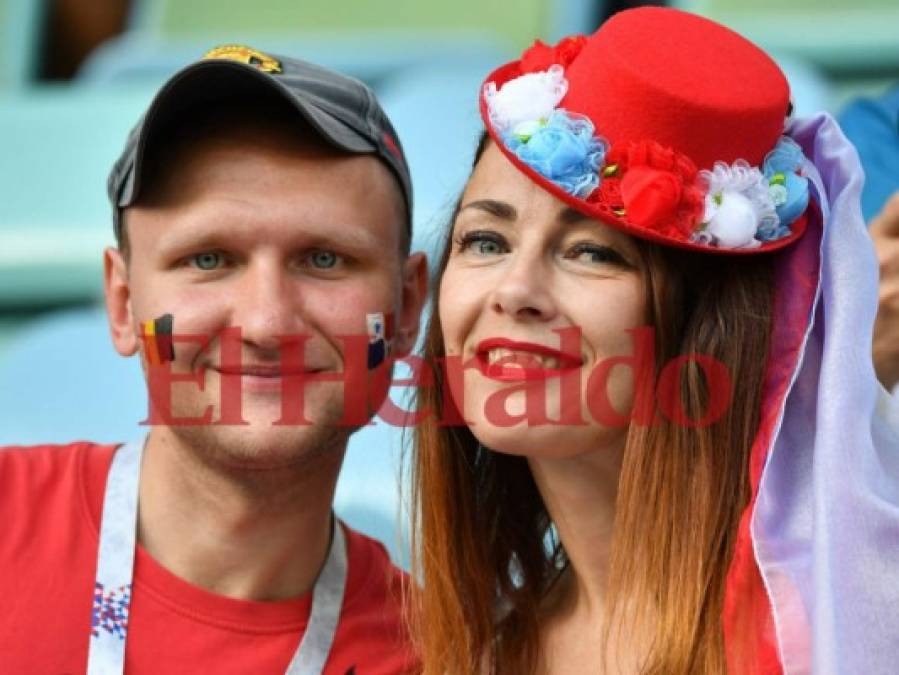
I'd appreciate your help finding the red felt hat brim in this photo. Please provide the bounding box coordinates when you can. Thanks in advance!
[479,60,810,256]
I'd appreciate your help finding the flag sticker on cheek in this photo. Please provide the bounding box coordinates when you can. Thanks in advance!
[366,312,394,370]
[140,314,175,366]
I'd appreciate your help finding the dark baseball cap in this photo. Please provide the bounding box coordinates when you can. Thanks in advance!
[107,44,412,241]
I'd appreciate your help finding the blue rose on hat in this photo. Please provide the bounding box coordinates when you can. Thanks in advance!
[502,111,608,199]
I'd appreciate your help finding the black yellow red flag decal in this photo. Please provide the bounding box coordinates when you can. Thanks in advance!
[140,314,175,365]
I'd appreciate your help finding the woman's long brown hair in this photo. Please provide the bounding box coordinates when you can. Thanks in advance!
[408,137,775,674]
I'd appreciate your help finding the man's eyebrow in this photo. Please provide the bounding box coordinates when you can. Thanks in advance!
[155,221,380,253]
[155,227,225,253]
[458,199,517,221]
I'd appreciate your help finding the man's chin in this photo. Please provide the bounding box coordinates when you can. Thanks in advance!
[163,414,352,472]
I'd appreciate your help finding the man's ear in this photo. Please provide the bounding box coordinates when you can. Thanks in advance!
[103,247,139,356]
[393,252,428,356]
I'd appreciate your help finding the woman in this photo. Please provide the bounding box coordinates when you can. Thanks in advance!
[409,7,899,674]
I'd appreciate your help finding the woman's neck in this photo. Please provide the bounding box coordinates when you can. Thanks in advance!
[529,441,648,674]
[529,442,624,619]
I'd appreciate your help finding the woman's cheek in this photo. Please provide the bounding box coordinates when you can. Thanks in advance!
[441,265,485,333]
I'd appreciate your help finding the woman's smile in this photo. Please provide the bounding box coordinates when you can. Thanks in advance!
[475,337,583,381]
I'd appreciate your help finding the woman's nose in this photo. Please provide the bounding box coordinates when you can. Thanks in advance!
[488,250,558,322]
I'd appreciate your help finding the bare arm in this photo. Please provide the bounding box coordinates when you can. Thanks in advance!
[872,191,899,391]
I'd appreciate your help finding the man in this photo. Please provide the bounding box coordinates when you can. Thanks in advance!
[0,45,427,674]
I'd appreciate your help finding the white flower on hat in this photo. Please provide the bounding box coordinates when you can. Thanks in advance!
[703,192,762,249]
[484,65,568,135]
[700,160,778,249]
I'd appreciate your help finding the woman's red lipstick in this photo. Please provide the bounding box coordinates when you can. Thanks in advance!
[475,338,582,382]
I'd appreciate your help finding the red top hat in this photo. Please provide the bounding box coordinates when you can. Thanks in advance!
[480,7,812,254]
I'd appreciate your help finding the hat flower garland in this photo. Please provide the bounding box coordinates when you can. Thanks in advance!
[483,37,811,251]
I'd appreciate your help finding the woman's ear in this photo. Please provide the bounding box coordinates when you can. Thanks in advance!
[393,252,429,356]
[103,247,139,356]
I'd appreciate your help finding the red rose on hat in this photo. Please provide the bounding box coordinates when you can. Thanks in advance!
[590,141,704,240]
[622,167,683,228]
[520,35,587,74]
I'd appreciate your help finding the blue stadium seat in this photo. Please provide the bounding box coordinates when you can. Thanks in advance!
[0,0,45,91]
[0,85,157,306]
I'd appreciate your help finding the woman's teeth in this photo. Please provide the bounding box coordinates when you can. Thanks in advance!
[486,348,561,369]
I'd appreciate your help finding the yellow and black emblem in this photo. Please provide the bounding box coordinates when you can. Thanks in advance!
[203,44,282,74]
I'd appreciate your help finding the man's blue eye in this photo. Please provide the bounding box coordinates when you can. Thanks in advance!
[192,252,223,270]
[310,251,339,269]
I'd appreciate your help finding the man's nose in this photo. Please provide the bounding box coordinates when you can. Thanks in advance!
[231,259,303,352]
[488,248,558,322]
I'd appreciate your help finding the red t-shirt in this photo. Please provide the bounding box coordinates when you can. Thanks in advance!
[0,442,418,674]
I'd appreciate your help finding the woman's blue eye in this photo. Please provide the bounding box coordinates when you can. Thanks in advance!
[310,250,339,269]
[568,244,623,265]
[474,239,503,255]
[456,231,507,256]
[192,252,223,270]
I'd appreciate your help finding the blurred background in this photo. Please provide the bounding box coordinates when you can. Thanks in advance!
[1,0,897,561]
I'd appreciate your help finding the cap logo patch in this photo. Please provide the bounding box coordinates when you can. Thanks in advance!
[203,44,282,74]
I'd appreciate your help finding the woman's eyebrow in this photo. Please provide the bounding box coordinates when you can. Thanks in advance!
[458,199,517,221]
[559,207,591,225]
[457,201,617,240]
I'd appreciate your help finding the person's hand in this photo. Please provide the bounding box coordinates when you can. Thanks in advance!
[872,191,899,391]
